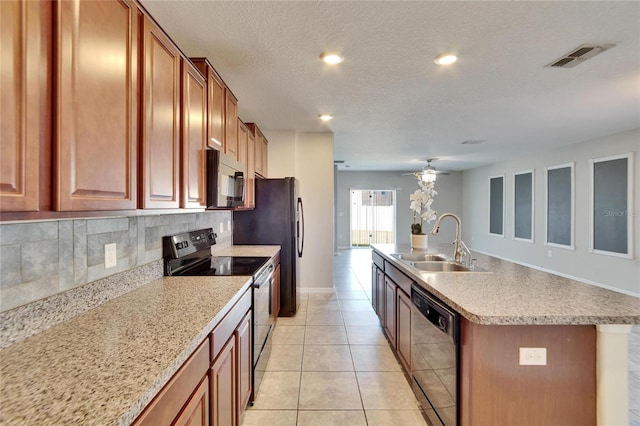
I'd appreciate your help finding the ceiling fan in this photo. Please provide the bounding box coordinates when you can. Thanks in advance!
[403,158,450,182]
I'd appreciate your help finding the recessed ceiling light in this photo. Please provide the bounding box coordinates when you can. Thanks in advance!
[320,53,344,65]
[434,53,457,65]
[319,114,334,121]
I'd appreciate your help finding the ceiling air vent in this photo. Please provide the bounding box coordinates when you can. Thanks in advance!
[545,44,614,68]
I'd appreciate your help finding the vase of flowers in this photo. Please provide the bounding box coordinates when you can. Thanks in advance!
[410,176,437,249]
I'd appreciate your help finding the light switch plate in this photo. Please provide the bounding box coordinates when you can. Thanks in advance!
[105,243,117,269]
[519,347,547,365]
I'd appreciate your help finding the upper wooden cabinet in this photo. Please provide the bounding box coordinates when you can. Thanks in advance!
[225,90,239,159]
[246,123,268,178]
[55,0,138,211]
[181,59,207,209]
[0,0,51,212]
[245,130,256,209]
[140,15,181,209]
[191,58,225,151]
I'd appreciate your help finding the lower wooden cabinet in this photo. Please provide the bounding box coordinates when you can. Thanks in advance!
[211,337,237,426]
[236,311,252,415]
[374,267,385,322]
[384,277,397,347]
[133,339,209,426]
[396,289,411,372]
[174,376,209,426]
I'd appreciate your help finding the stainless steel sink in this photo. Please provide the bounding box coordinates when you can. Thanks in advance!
[408,261,475,272]
[391,253,450,262]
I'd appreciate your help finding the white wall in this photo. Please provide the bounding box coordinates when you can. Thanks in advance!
[335,171,463,249]
[462,128,640,295]
[264,130,335,289]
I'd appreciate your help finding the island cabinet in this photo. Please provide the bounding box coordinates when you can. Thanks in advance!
[55,0,139,211]
[0,0,51,212]
[133,338,210,426]
[459,320,596,425]
[190,58,225,151]
[139,14,181,209]
[371,251,385,322]
[384,260,413,371]
[180,59,208,209]
[210,286,252,426]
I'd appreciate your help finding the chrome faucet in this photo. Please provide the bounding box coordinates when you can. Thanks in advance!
[430,213,470,265]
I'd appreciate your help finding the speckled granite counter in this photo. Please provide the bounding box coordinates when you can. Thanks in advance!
[373,243,640,325]
[0,245,280,425]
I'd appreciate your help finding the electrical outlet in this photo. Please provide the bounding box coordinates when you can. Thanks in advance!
[105,243,117,269]
[219,222,224,233]
[519,347,547,365]
[227,221,231,231]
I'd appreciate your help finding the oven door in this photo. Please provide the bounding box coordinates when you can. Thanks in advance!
[411,286,459,426]
[252,263,275,401]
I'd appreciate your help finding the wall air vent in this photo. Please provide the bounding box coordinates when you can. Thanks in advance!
[545,44,614,68]
[334,160,345,164]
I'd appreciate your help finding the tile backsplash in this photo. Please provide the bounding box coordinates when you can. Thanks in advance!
[0,211,232,313]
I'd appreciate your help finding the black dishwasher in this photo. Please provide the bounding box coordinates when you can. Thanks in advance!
[411,285,460,426]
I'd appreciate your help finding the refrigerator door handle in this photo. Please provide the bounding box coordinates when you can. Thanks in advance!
[297,197,304,257]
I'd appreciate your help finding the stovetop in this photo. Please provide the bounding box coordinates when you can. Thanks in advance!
[171,255,270,277]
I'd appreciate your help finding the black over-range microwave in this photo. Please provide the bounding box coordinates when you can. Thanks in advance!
[206,149,245,208]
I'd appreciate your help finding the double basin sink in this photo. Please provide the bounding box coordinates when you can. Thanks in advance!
[390,252,481,272]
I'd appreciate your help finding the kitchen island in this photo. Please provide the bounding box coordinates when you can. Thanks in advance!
[0,245,279,425]
[372,243,639,426]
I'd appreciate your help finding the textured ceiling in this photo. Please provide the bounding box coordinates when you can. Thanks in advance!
[140,0,640,172]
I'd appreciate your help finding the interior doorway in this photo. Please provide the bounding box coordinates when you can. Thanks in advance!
[350,189,396,247]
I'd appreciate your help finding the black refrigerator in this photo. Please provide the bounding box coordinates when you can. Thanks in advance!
[233,178,304,316]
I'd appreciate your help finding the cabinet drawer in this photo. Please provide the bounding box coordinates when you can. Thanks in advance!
[372,251,384,270]
[134,338,210,425]
[211,288,251,361]
[384,261,413,295]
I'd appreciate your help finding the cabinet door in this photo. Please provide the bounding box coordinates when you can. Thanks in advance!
[273,264,281,318]
[397,289,411,372]
[173,376,209,426]
[211,337,237,426]
[181,60,207,208]
[260,137,268,178]
[236,119,249,208]
[236,311,252,414]
[384,277,396,347]
[1,0,51,212]
[207,70,225,150]
[376,268,385,323]
[56,0,138,211]
[245,131,256,208]
[140,15,180,209]
[253,128,264,177]
[224,90,238,159]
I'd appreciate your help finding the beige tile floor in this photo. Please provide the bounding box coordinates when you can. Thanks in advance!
[242,249,428,426]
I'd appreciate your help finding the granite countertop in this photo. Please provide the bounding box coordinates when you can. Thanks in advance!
[373,243,640,326]
[0,245,280,426]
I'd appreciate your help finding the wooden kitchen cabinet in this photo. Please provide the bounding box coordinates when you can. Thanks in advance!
[173,376,209,426]
[396,289,412,372]
[211,337,237,426]
[1,0,51,212]
[245,130,256,209]
[384,277,397,348]
[273,264,281,318]
[225,90,239,159]
[181,59,207,208]
[134,339,210,426]
[190,58,225,150]
[236,311,252,417]
[55,0,138,211]
[140,15,181,209]
[246,123,268,178]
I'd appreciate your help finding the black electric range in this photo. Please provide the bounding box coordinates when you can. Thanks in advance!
[162,228,269,277]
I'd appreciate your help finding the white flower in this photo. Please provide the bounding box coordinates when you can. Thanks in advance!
[410,176,437,234]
